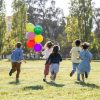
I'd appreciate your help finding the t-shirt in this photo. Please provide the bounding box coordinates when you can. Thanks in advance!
[46,53,62,64]
[11,48,24,62]
[70,46,82,63]
[42,48,53,59]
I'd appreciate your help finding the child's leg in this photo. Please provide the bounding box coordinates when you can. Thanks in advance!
[81,73,85,82]
[70,63,76,77]
[77,73,80,81]
[52,64,59,82]
[9,62,17,76]
[85,72,88,78]
[43,64,50,82]
[53,73,56,81]
[16,62,21,79]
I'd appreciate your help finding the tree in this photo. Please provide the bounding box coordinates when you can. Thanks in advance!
[27,0,65,41]
[0,0,6,57]
[92,8,100,58]
[66,0,93,42]
[11,0,27,50]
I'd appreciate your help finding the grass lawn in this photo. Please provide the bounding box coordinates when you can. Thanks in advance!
[0,59,100,100]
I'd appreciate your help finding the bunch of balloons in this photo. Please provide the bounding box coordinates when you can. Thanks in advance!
[26,23,43,52]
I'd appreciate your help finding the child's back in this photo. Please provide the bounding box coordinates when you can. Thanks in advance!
[11,48,23,62]
[70,46,81,63]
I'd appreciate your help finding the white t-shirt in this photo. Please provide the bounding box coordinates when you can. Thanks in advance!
[42,48,53,59]
[70,46,82,63]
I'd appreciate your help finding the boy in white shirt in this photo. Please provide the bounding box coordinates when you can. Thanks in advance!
[70,39,81,81]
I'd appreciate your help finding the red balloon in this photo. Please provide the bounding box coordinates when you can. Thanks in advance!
[26,40,35,48]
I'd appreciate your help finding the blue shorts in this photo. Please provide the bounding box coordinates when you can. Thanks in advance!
[72,63,79,71]
[50,64,59,74]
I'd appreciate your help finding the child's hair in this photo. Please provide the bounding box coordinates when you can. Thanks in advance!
[75,39,81,46]
[16,42,22,48]
[81,42,90,49]
[53,45,59,54]
[46,41,53,49]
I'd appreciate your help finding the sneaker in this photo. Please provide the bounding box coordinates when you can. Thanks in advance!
[70,72,73,77]
[9,69,12,76]
[70,71,74,77]
[43,78,46,82]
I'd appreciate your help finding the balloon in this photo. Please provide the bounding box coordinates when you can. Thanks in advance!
[34,35,43,43]
[33,43,42,52]
[26,23,34,32]
[26,40,35,48]
[26,32,35,40]
[34,25,43,35]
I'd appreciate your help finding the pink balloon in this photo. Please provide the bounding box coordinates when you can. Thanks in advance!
[26,32,35,40]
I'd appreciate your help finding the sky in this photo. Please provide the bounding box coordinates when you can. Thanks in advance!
[5,0,100,16]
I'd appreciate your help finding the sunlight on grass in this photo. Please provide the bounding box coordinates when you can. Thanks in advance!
[0,60,100,100]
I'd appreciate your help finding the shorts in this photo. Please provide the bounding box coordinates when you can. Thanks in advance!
[72,63,79,71]
[50,64,59,74]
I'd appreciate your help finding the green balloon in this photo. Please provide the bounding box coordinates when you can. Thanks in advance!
[34,25,43,35]
[26,23,34,32]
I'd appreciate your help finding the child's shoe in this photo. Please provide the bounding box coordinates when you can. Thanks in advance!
[70,71,74,77]
[43,78,46,82]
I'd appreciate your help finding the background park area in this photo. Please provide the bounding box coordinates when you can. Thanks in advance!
[0,0,100,100]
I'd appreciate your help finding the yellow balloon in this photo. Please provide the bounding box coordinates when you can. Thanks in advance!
[34,35,43,43]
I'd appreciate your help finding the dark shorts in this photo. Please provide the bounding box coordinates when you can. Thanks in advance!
[12,62,21,70]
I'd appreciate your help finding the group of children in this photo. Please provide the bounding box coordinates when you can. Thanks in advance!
[70,39,92,82]
[9,39,92,83]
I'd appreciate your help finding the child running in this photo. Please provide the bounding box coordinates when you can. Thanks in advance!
[70,39,82,81]
[78,42,92,82]
[42,41,53,82]
[46,45,62,84]
[9,42,25,83]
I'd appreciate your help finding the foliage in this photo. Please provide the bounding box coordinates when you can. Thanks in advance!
[66,0,93,42]
[27,0,65,40]
[11,0,27,51]
[0,0,6,54]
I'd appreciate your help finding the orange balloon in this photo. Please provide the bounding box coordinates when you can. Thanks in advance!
[34,35,43,43]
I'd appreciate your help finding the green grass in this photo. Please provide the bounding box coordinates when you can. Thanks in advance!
[0,59,100,100]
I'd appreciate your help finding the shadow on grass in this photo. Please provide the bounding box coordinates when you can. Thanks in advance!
[75,81,100,89]
[23,85,44,90]
[46,81,65,87]
[9,81,20,85]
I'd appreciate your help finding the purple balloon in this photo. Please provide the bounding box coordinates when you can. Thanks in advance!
[26,32,35,40]
[33,43,42,52]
